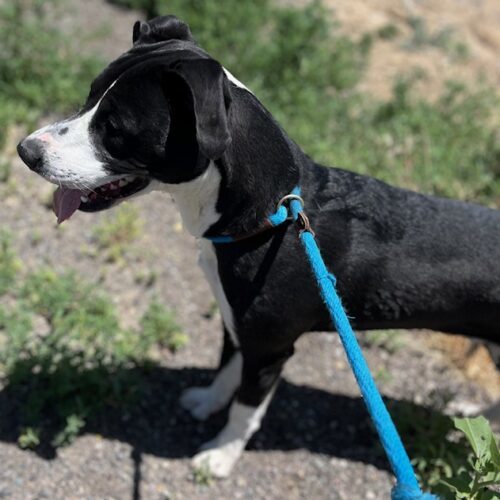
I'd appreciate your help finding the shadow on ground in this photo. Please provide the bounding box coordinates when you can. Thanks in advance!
[0,363,447,474]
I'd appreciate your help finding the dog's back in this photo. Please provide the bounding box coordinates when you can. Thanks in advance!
[305,163,500,341]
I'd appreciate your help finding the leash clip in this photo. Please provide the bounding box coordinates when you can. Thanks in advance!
[295,212,315,236]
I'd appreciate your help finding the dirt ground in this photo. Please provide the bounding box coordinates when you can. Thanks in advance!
[286,0,500,99]
[0,1,498,499]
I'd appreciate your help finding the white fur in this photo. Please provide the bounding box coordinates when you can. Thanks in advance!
[192,393,273,477]
[223,68,252,93]
[180,352,242,420]
[198,238,238,346]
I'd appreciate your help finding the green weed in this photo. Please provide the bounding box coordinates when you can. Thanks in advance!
[376,24,400,41]
[374,367,393,385]
[0,160,10,183]
[134,269,158,287]
[437,417,500,499]
[363,330,405,354]
[392,400,500,498]
[52,414,86,447]
[405,16,470,60]
[140,300,187,352]
[92,204,144,262]
[18,427,41,449]
[192,462,214,487]
[0,231,21,295]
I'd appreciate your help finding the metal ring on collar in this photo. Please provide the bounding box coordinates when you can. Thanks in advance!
[276,194,305,210]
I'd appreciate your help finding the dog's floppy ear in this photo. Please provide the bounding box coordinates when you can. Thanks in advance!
[133,16,194,45]
[168,58,231,160]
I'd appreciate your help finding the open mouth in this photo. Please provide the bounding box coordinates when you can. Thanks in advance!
[53,175,150,224]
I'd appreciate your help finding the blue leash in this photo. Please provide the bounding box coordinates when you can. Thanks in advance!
[209,187,437,499]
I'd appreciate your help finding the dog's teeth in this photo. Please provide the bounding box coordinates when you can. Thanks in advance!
[118,179,127,187]
[80,196,89,203]
[110,183,118,190]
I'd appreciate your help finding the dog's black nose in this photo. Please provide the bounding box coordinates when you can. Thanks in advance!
[17,138,44,172]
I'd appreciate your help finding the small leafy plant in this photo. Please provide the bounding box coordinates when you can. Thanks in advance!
[393,400,500,499]
[437,417,500,499]
[192,462,214,487]
[18,427,41,450]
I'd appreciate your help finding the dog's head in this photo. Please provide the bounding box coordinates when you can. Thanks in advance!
[17,16,233,223]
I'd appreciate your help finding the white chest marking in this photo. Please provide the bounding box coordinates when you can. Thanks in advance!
[199,239,239,347]
[164,162,222,237]
[156,162,237,345]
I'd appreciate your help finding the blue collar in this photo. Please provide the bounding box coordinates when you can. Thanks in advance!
[205,186,301,244]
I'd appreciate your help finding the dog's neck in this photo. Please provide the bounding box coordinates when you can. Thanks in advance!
[160,89,305,239]
[204,91,304,238]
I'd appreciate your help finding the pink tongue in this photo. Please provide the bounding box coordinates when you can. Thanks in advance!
[53,187,84,224]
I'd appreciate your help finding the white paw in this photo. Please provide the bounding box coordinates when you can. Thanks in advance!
[180,386,222,421]
[192,439,244,478]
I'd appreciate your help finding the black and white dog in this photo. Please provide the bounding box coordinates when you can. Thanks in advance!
[17,16,499,477]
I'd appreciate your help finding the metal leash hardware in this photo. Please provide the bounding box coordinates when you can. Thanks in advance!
[277,193,314,236]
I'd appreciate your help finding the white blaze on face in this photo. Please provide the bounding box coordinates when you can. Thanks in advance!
[26,81,119,190]
[27,103,109,190]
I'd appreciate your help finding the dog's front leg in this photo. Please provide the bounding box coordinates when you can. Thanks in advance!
[192,342,294,477]
[180,327,241,421]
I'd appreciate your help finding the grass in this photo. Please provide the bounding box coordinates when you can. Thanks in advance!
[0,233,186,448]
[0,0,102,149]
